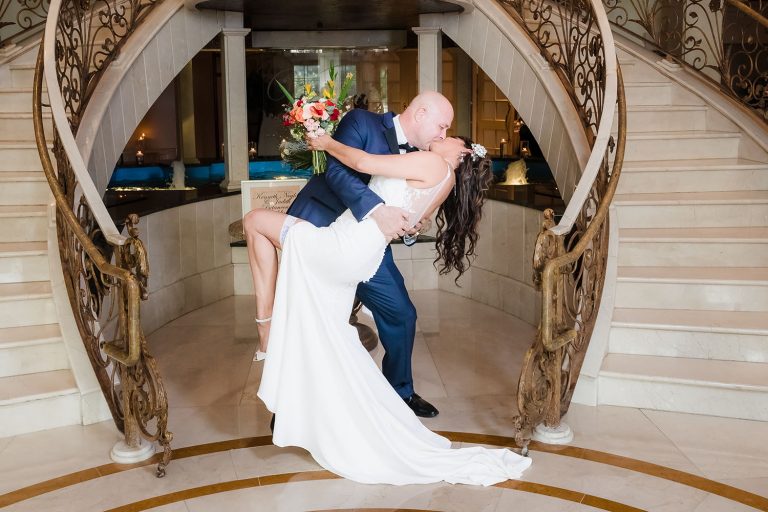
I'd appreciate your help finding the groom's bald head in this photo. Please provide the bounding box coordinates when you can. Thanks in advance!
[400,91,454,151]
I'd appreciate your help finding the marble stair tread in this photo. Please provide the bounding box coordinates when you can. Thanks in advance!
[0,369,77,405]
[612,308,768,334]
[0,324,61,348]
[0,241,47,256]
[625,104,707,113]
[613,190,768,204]
[0,281,52,301]
[0,204,47,215]
[619,227,768,243]
[617,266,768,283]
[620,157,768,172]
[0,140,52,149]
[625,130,741,140]
[601,353,768,391]
[0,171,45,181]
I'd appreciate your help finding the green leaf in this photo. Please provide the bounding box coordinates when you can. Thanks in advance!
[276,79,295,104]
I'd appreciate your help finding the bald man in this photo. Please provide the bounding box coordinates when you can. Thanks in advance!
[286,91,454,418]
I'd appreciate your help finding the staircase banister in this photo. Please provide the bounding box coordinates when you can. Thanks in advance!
[549,0,619,237]
[33,46,142,366]
[41,0,127,247]
[542,68,626,350]
[725,0,768,29]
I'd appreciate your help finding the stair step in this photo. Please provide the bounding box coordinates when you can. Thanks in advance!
[617,227,768,267]
[0,241,49,283]
[624,81,672,106]
[8,64,42,89]
[613,190,768,228]
[0,204,47,242]
[0,88,34,112]
[617,158,768,193]
[0,369,81,437]
[615,266,768,312]
[0,324,68,378]
[610,308,768,363]
[615,104,707,133]
[621,131,741,161]
[598,354,768,421]
[0,171,50,205]
[0,323,62,346]
[0,281,57,328]
[0,141,52,172]
[0,112,53,141]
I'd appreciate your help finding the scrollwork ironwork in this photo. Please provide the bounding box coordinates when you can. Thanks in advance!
[500,0,608,140]
[0,0,49,47]
[604,0,767,122]
[54,0,159,132]
[507,17,627,450]
[33,0,171,474]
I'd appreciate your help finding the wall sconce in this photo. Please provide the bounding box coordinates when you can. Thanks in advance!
[248,141,257,160]
[135,132,146,165]
[520,140,531,159]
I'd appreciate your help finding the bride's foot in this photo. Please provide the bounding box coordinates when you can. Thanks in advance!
[253,316,271,362]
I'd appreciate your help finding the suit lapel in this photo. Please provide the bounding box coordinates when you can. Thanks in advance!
[384,127,399,154]
[381,111,399,154]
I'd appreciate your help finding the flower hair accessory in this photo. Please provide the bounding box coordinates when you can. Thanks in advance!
[470,143,487,161]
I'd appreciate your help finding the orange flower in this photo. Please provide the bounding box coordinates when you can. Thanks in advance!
[290,106,305,123]
[309,102,329,120]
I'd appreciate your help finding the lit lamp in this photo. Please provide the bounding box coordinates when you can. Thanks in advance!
[248,141,257,160]
[520,140,532,159]
[499,138,507,158]
[135,132,146,165]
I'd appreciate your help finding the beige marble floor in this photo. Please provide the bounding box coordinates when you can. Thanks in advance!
[1,291,768,512]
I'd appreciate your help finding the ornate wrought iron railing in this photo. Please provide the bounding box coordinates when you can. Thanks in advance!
[604,0,767,122]
[0,0,49,51]
[494,0,627,451]
[33,0,171,475]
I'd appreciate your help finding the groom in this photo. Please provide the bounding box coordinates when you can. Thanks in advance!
[287,90,454,418]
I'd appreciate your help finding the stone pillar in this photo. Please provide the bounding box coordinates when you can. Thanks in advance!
[219,27,251,192]
[177,61,198,164]
[412,27,442,93]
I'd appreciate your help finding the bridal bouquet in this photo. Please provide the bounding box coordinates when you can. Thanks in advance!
[278,63,354,174]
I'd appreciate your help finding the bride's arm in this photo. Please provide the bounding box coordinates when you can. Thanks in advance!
[308,134,443,185]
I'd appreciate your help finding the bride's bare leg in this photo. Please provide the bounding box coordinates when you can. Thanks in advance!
[242,209,299,354]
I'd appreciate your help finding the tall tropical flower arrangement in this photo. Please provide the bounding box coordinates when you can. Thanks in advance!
[278,63,354,174]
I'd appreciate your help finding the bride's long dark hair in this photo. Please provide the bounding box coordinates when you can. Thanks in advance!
[434,136,494,281]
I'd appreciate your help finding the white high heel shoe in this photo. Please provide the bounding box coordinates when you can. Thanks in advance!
[253,316,271,362]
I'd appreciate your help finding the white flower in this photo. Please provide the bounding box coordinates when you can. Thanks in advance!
[471,143,487,160]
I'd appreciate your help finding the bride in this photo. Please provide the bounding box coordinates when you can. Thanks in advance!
[242,133,532,486]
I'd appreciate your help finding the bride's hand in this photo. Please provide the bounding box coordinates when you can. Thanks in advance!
[306,133,334,151]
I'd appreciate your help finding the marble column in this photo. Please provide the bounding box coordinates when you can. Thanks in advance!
[412,27,442,93]
[177,61,198,165]
[220,27,251,192]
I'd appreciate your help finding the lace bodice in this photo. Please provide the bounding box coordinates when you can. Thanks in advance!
[368,166,452,229]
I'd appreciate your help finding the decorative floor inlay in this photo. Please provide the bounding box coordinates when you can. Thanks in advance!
[102,471,645,512]
[2,432,767,511]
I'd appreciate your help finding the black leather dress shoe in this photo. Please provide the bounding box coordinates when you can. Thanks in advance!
[404,393,439,417]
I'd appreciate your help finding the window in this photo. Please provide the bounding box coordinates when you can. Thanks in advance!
[293,65,319,97]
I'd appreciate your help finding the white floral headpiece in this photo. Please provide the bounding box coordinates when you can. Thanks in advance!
[470,143,487,161]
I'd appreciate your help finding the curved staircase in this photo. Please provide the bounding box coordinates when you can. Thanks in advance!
[590,45,768,421]
[0,51,87,437]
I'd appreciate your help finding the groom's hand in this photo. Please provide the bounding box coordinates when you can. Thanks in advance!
[371,206,410,240]
[407,217,432,236]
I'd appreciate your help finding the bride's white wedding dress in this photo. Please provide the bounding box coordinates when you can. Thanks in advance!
[257,169,532,486]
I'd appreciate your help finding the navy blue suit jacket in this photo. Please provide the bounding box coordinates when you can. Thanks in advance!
[287,109,401,227]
